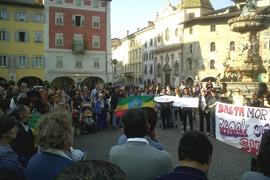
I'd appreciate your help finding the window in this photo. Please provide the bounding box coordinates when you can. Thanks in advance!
[18,56,27,68]
[210,42,216,52]
[75,60,82,68]
[55,33,63,47]
[16,31,29,42]
[92,0,99,8]
[165,28,170,41]
[210,25,216,32]
[144,65,147,74]
[189,27,193,34]
[35,32,43,42]
[0,29,7,41]
[32,13,44,23]
[92,16,100,29]
[187,58,192,70]
[210,59,215,69]
[189,44,193,53]
[0,55,7,67]
[150,39,153,46]
[72,15,84,27]
[0,9,7,20]
[75,0,83,6]
[32,56,43,68]
[55,13,63,25]
[230,41,235,51]
[94,61,100,68]
[56,0,63,4]
[92,36,100,48]
[188,13,195,19]
[157,34,162,43]
[16,12,27,22]
[144,41,147,48]
[56,56,63,67]
[150,65,153,74]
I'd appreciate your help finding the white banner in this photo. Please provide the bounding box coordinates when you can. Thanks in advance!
[154,96,198,108]
[216,102,270,155]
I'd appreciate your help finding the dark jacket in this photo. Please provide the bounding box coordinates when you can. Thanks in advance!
[10,122,36,167]
[0,145,25,180]
[156,166,208,180]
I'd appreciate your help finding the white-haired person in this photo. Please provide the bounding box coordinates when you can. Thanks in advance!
[94,93,109,130]
[25,112,85,180]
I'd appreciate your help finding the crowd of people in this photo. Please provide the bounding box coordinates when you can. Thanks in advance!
[0,80,270,179]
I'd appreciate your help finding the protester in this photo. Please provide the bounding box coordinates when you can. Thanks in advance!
[156,131,213,180]
[182,88,193,133]
[242,130,270,180]
[110,108,173,180]
[116,107,165,150]
[0,114,25,180]
[207,89,218,137]
[198,88,210,135]
[56,160,127,180]
[10,104,36,168]
[94,93,109,130]
[25,112,83,180]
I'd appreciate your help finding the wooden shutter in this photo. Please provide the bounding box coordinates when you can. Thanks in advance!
[26,32,30,42]
[72,15,75,26]
[32,56,35,68]
[25,56,29,68]
[42,56,46,68]
[15,31,18,42]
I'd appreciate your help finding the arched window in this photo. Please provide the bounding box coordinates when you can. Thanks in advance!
[230,41,235,51]
[210,59,215,69]
[210,42,215,52]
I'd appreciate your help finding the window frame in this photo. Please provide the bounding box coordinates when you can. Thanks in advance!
[55,12,64,25]
[32,56,43,68]
[55,33,64,47]
[18,55,27,68]
[0,9,7,20]
[0,55,7,67]
[210,42,216,52]
[35,31,43,43]
[16,11,27,22]
[72,15,84,27]
[210,25,216,32]
[0,29,7,41]
[92,36,100,48]
[94,61,100,68]
[92,16,100,29]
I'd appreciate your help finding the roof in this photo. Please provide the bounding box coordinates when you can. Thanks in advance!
[0,0,44,8]
[179,0,213,10]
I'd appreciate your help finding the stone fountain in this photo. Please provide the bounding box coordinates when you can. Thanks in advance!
[222,0,270,95]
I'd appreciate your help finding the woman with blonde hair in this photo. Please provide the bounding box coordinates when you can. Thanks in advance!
[25,112,85,180]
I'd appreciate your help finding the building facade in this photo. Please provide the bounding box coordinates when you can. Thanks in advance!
[44,0,112,89]
[112,0,270,88]
[0,0,45,87]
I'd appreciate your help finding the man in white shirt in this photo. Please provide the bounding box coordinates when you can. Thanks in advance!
[109,108,173,180]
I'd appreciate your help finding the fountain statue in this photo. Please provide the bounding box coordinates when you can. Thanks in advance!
[226,0,269,82]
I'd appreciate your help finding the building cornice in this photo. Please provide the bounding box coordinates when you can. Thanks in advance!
[0,0,44,8]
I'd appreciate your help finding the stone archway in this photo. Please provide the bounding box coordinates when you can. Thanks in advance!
[17,76,43,88]
[83,76,104,90]
[51,77,75,90]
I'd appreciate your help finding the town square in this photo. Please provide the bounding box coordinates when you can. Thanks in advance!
[0,0,270,179]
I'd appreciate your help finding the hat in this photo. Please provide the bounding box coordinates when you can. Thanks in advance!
[0,115,16,135]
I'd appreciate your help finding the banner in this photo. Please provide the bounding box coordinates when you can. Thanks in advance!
[154,95,198,108]
[216,102,270,155]
[115,96,155,118]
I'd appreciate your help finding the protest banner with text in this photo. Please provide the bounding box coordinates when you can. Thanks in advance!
[216,102,270,155]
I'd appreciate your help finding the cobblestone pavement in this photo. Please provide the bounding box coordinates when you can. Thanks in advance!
[74,117,252,180]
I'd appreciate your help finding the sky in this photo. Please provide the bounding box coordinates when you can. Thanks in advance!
[111,0,234,38]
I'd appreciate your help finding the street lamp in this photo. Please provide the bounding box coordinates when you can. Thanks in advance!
[112,59,118,84]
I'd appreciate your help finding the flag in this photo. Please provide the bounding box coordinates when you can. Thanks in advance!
[115,95,155,118]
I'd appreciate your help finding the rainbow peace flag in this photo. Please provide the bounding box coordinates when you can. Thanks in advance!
[115,95,155,118]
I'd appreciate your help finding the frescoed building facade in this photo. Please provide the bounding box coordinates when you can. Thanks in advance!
[0,0,45,87]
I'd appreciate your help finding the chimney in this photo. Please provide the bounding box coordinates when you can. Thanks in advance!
[137,28,140,31]
[126,30,129,36]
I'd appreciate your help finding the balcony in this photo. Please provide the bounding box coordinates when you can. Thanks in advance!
[124,72,134,77]
[72,39,86,54]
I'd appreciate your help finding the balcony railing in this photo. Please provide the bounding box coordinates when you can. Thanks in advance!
[72,40,86,54]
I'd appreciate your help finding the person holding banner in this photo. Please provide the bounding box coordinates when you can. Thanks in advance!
[242,130,270,180]
[207,89,219,137]
[182,88,193,133]
[198,89,210,135]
